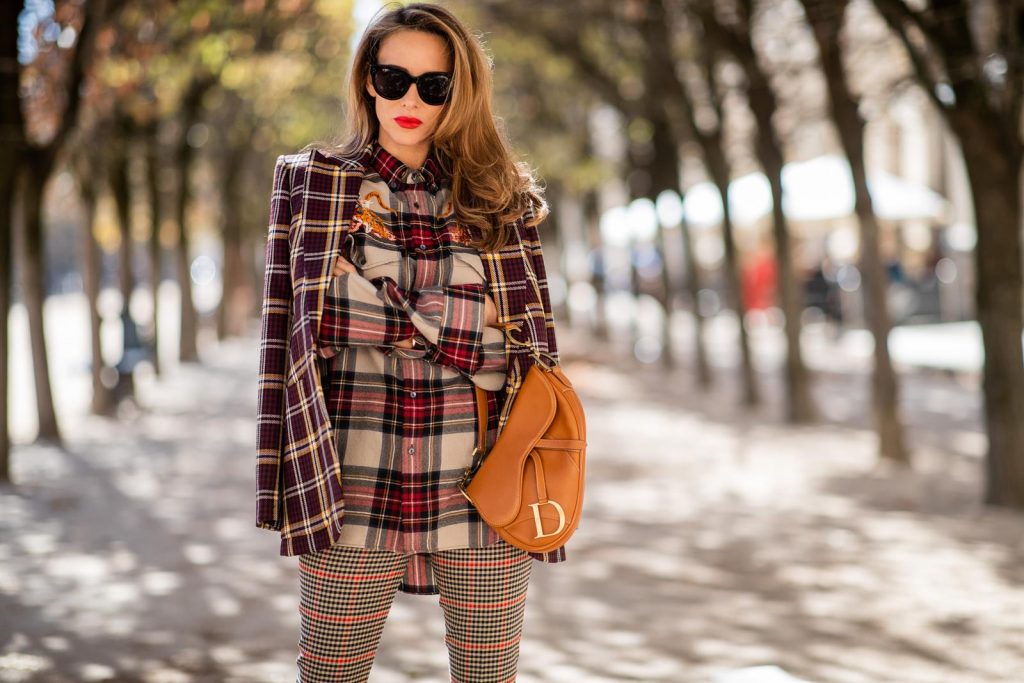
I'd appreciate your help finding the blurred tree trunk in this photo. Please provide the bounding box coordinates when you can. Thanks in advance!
[873,0,1024,506]
[218,136,250,339]
[172,77,215,362]
[70,149,115,416]
[541,179,568,322]
[0,0,24,480]
[143,124,162,376]
[640,0,690,372]
[0,182,9,479]
[800,0,909,463]
[667,0,756,399]
[215,88,253,339]
[108,122,138,401]
[695,0,815,423]
[965,146,1024,507]
[705,147,754,401]
[580,189,609,341]
[237,232,258,331]
[82,185,114,416]
[20,153,62,443]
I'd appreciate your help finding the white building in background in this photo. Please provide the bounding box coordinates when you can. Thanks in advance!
[863,86,978,322]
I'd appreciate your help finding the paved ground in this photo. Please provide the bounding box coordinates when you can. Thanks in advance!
[2,294,1023,682]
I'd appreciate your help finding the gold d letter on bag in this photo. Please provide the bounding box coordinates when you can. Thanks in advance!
[529,500,567,539]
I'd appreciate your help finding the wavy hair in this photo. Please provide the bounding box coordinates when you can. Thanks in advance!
[302,2,548,252]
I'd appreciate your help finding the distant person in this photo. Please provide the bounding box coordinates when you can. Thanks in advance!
[255,4,564,681]
[742,244,777,311]
[804,260,843,325]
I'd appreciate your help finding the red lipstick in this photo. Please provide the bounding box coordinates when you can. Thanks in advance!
[395,116,422,129]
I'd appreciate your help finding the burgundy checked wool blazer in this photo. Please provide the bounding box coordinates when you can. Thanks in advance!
[255,148,561,557]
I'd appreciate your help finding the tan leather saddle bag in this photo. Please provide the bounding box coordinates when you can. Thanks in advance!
[458,355,587,553]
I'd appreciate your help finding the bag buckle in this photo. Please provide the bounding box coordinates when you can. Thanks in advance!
[458,446,484,494]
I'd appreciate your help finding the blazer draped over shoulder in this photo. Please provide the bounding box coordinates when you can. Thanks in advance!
[255,148,559,556]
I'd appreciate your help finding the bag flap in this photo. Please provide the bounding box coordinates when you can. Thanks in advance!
[467,364,557,525]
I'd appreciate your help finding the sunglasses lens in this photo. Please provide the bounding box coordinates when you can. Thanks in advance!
[372,67,411,100]
[418,74,452,105]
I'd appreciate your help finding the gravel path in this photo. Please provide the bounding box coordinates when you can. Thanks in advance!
[2,302,1022,682]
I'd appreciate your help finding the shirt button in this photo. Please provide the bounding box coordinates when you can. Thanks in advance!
[413,202,420,209]
[410,391,417,397]
[389,181,400,191]
[407,446,415,454]
[417,244,427,251]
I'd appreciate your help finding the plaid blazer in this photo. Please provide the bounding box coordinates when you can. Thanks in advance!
[256,148,560,557]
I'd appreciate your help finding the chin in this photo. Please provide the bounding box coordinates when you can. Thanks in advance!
[384,124,431,146]
[402,132,431,146]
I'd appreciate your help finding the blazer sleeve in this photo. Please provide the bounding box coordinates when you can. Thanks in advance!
[522,209,559,363]
[255,155,293,531]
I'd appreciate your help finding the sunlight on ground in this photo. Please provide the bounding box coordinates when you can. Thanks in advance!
[2,306,1021,681]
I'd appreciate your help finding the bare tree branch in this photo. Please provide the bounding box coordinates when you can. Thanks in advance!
[872,0,948,111]
[1002,0,1023,139]
[478,1,640,115]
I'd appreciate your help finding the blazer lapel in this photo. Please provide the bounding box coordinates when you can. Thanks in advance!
[300,149,367,351]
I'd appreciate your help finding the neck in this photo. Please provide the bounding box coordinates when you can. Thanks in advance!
[378,134,429,169]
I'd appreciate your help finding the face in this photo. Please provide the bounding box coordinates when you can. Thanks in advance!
[366,29,452,163]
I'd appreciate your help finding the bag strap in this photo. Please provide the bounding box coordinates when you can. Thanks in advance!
[474,385,488,455]
[459,386,490,490]
[462,339,558,489]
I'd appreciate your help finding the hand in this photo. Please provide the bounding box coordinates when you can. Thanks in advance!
[484,293,498,327]
[333,255,357,276]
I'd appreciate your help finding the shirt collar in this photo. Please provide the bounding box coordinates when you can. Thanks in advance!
[362,138,448,190]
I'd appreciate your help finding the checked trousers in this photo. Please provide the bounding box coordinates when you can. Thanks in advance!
[295,539,533,683]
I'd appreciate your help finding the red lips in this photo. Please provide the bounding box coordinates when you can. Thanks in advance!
[395,116,422,129]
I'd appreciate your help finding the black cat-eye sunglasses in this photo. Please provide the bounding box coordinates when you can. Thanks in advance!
[369,63,454,106]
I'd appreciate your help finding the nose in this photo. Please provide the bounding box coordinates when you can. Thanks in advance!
[397,88,417,107]
[400,81,424,107]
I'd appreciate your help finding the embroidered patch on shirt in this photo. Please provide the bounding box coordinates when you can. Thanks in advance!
[352,203,396,240]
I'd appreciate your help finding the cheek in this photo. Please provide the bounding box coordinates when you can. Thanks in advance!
[426,109,444,129]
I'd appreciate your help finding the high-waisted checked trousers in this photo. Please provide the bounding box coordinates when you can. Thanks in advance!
[295,539,533,683]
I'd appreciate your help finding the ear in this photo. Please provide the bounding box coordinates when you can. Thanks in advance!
[365,73,376,99]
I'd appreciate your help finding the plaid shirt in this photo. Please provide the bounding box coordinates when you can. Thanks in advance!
[317,141,522,594]
[256,140,564,591]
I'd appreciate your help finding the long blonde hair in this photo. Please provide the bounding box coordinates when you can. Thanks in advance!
[302,2,547,252]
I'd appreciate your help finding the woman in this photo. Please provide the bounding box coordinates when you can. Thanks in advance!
[255,4,564,681]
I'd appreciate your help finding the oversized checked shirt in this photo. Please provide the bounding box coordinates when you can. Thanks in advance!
[313,139,561,594]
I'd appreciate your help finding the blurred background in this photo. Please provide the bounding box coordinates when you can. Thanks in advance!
[1,0,1023,682]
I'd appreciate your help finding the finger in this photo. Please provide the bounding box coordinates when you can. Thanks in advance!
[334,256,352,275]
